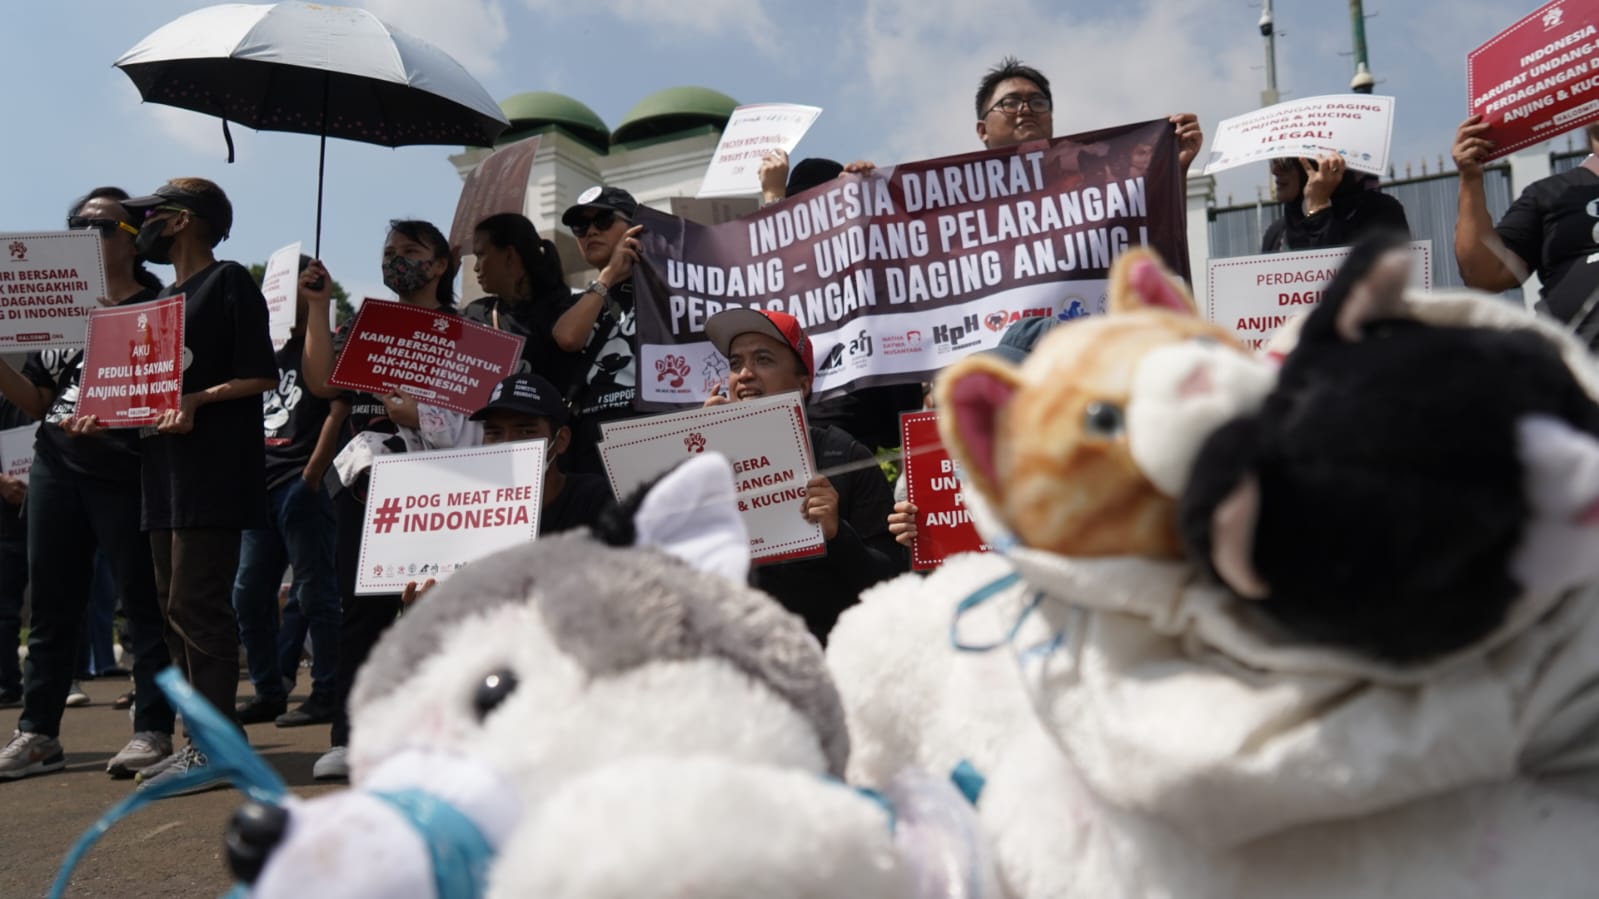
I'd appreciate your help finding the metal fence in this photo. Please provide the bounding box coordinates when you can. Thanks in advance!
[1207,164,1517,293]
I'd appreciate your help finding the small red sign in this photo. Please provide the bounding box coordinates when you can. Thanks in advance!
[1469,0,1599,159]
[901,410,988,570]
[76,294,185,427]
[329,300,526,415]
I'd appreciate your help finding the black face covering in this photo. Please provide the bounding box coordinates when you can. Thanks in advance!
[135,220,176,265]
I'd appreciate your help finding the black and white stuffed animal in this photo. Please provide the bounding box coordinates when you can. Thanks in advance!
[1181,233,1599,662]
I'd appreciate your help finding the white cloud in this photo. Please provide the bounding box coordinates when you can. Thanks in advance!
[520,0,778,50]
[357,0,511,79]
[850,0,1262,172]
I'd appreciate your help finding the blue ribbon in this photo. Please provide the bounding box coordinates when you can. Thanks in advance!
[949,572,1043,653]
[370,789,497,899]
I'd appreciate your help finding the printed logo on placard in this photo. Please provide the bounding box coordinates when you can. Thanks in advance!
[1545,6,1565,29]
[701,353,728,395]
[684,432,707,453]
[933,314,982,353]
[815,343,847,375]
[136,313,150,331]
[432,317,450,334]
[655,353,691,388]
[985,311,1009,332]
[7,241,25,261]
[880,329,922,357]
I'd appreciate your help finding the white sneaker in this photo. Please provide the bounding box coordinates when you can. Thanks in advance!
[312,745,348,781]
[0,730,66,780]
[65,682,90,708]
[107,731,173,779]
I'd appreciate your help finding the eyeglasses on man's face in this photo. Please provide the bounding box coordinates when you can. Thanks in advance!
[986,95,1053,117]
[66,216,139,239]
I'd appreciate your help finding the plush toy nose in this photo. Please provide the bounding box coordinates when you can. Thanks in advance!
[225,800,291,885]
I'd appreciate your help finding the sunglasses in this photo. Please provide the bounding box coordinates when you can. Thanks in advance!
[67,216,139,238]
[569,211,623,238]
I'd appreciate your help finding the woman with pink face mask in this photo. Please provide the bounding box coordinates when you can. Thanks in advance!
[294,219,477,783]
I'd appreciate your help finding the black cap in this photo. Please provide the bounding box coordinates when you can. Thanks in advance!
[121,184,233,240]
[986,316,1059,364]
[470,373,570,425]
[561,185,639,227]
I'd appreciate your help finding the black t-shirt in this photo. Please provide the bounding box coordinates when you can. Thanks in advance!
[20,288,156,484]
[462,294,582,396]
[751,423,903,643]
[540,471,612,535]
[562,282,643,475]
[139,261,278,530]
[1496,167,1599,326]
[262,333,333,491]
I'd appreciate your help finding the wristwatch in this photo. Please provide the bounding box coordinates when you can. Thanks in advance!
[585,279,610,300]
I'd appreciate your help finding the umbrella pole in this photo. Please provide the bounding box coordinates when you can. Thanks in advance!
[315,73,329,258]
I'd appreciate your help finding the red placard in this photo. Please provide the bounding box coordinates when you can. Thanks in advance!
[329,300,525,415]
[901,410,988,570]
[1469,0,1599,159]
[75,294,185,427]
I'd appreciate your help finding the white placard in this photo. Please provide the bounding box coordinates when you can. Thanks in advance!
[262,242,301,351]
[0,423,38,484]
[696,103,824,198]
[0,230,108,351]
[357,441,546,595]
[599,392,825,565]
[1206,240,1433,351]
[1202,94,1395,177]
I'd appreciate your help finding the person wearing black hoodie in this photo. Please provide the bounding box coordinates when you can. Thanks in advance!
[1261,153,1411,253]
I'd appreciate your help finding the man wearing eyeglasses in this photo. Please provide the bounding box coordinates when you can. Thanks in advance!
[551,185,648,475]
[974,57,1204,170]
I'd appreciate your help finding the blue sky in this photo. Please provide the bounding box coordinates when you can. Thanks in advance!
[0,0,1548,304]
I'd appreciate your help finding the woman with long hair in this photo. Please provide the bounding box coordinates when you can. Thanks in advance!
[464,212,580,392]
[298,218,474,780]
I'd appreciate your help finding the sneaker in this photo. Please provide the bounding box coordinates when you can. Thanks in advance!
[0,730,66,780]
[0,688,21,709]
[235,695,287,725]
[136,744,226,797]
[312,746,348,781]
[65,682,90,708]
[106,731,173,779]
[275,695,334,728]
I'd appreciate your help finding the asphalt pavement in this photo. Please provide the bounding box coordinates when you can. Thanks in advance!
[0,676,344,898]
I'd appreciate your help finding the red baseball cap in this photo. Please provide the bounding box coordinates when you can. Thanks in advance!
[705,308,815,378]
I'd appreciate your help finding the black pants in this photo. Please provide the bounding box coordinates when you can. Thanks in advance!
[150,528,242,735]
[329,488,401,748]
[19,453,174,738]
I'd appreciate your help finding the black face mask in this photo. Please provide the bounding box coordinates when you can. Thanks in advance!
[135,220,176,265]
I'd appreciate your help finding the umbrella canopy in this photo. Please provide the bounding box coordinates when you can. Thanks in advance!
[115,1,509,149]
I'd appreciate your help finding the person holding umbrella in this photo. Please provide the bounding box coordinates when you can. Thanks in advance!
[298,219,476,781]
[104,178,279,795]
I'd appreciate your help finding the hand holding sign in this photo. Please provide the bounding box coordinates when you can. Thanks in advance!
[1452,115,1497,177]
[801,475,840,541]
[888,500,918,548]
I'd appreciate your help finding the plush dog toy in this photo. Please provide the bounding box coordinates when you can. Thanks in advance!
[202,453,995,899]
[836,238,1599,898]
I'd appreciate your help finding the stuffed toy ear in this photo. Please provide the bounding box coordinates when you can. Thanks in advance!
[933,355,1023,511]
[1512,414,1599,595]
[1300,231,1412,344]
[599,452,751,583]
[1209,474,1269,600]
[1107,247,1196,316]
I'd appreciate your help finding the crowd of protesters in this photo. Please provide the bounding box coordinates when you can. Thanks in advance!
[0,54,1578,804]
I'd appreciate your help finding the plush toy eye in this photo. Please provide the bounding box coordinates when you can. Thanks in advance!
[1083,402,1125,438]
[473,668,519,721]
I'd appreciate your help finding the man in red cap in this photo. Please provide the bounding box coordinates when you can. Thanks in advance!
[704,308,901,642]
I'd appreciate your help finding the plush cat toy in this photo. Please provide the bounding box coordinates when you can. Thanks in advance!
[835,237,1599,898]
[829,247,1274,795]
[200,453,996,899]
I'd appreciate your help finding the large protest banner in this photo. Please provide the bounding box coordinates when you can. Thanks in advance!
[329,300,525,415]
[75,294,185,427]
[631,120,1188,406]
[900,411,986,570]
[1470,0,1599,160]
[357,441,546,594]
[1206,241,1432,350]
[0,230,108,351]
